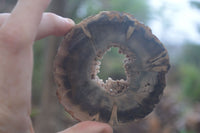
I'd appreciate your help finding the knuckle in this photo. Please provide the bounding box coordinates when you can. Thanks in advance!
[0,25,33,48]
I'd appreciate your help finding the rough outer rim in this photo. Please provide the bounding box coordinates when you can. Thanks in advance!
[54,11,170,127]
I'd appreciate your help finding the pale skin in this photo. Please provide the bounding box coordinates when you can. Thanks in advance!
[0,0,113,133]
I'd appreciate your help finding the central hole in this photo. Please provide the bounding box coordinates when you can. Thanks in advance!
[97,47,126,82]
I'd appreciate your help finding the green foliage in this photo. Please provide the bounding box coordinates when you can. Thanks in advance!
[32,40,45,105]
[98,47,126,81]
[179,64,200,102]
[178,44,200,102]
[76,0,150,23]
[107,0,150,22]
[30,108,40,118]
[180,44,200,67]
[180,129,196,133]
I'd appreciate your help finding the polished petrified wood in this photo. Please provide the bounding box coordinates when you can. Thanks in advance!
[54,11,170,126]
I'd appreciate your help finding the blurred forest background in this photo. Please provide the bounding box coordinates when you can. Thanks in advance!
[1,0,200,133]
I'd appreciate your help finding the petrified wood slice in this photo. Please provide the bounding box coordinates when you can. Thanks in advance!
[54,11,170,126]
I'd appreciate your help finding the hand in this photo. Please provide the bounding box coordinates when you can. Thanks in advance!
[0,0,113,133]
[58,121,113,133]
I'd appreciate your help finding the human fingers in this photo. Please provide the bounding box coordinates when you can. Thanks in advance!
[1,0,51,45]
[36,13,75,40]
[58,121,113,133]
[0,13,75,40]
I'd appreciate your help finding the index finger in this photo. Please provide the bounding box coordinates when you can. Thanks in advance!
[1,0,51,43]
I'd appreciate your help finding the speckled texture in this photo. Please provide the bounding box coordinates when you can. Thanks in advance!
[54,11,170,126]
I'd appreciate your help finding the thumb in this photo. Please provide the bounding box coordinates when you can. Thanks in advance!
[58,121,113,133]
